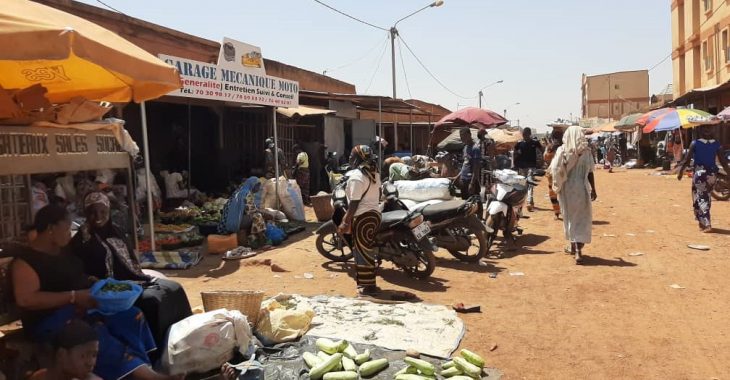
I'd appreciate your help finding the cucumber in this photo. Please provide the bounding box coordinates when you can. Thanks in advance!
[460,349,485,368]
[440,366,464,378]
[316,338,341,355]
[342,343,358,359]
[317,351,331,361]
[309,353,343,380]
[447,376,478,380]
[358,358,389,377]
[453,357,482,379]
[322,371,358,380]
[395,366,418,376]
[395,375,434,380]
[403,357,435,376]
[442,360,455,369]
[354,349,370,365]
[303,352,322,368]
[342,356,358,372]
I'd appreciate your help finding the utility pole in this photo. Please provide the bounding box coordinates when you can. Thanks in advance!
[390,27,398,148]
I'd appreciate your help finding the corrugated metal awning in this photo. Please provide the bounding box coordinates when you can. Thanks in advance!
[277,105,335,118]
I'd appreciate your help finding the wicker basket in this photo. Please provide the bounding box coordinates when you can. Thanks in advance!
[200,290,264,325]
[311,193,334,222]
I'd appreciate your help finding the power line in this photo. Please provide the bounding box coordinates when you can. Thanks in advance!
[324,34,389,75]
[95,0,127,16]
[398,34,473,99]
[364,37,390,94]
[397,38,413,99]
[648,0,726,72]
[312,0,387,31]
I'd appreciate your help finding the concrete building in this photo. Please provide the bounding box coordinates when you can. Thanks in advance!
[581,70,650,120]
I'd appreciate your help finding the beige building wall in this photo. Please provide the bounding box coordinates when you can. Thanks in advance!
[672,0,730,99]
[581,70,650,119]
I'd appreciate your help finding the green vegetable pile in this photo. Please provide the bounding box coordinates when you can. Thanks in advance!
[100,282,132,293]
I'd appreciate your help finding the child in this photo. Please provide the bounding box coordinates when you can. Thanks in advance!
[30,319,101,380]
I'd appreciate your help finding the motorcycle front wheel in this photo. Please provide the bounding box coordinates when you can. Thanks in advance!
[447,216,488,263]
[315,232,353,262]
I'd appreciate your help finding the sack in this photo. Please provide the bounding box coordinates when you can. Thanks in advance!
[394,178,452,202]
[255,294,315,345]
[207,234,238,255]
[161,308,253,375]
[278,179,305,221]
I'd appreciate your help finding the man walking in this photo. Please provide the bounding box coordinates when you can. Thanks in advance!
[513,127,543,211]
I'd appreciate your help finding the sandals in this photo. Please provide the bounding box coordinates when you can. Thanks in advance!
[453,303,481,313]
[357,286,417,303]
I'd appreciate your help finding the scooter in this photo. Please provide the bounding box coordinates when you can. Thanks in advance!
[484,169,538,256]
[314,175,437,279]
[381,181,489,263]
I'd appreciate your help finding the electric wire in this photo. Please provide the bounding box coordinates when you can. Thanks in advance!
[397,38,413,99]
[398,34,472,99]
[324,33,389,75]
[311,0,388,31]
[364,36,390,94]
[95,0,127,16]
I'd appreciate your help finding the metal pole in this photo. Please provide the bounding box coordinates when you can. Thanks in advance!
[409,108,413,154]
[608,75,612,120]
[390,27,399,149]
[378,98,383,170]
[478,91,483,108]
[140,101,155,252]
[187,101,192,195]
[273,106,280,210]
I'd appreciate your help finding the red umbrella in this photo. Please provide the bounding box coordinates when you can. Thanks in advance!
[435,107,508,128]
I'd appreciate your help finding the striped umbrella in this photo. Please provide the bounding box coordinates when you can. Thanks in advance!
[615,113,643,131]
[641,108,714,133]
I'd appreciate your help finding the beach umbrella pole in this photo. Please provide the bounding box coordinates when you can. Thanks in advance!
[273,106,280,210]
[140,101,156,252]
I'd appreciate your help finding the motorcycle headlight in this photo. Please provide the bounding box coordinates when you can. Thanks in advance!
[334,188,346,199]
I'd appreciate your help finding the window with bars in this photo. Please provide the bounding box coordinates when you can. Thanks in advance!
[702,40,712,71]
[704,0,713,13]
[723,29,730,64]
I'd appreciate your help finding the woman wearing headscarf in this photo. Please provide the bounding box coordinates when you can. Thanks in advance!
[544,129,563,220]
[337,145,384,297]
[11,205,180,380]
[676,125,730,232]
[549,126,597,264]
[70,192,192,352]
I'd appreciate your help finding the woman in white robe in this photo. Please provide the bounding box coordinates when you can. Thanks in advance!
[549,126,597,264]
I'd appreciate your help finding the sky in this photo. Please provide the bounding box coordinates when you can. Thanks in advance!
[79,0,673,132]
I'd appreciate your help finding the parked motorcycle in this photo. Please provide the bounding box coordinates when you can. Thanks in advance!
[314,175,437,279]
[484,169,538,256]
[381,181,489,263]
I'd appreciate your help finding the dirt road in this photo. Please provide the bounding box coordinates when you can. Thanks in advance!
[174,169,730,379]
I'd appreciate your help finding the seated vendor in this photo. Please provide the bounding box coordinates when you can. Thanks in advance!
[70,192,192,352]
[11,205,180,380]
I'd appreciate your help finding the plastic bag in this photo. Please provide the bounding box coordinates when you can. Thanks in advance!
[264,223,286,246]
[255,294,315,345]
[89,279,142,315]
[161,308,253,375]
[277,179,305,221]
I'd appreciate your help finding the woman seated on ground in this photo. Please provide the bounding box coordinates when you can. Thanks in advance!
[11,204,180,380]
[70,192,192,352]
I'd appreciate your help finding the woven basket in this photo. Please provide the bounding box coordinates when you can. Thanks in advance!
[311,193,334,222]
[200,290,264,325]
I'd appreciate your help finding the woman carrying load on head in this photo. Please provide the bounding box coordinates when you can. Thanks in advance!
[550,126,597,264]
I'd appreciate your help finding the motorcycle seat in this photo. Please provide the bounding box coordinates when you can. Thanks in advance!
[379,210,410,228]
[419,199,466,221]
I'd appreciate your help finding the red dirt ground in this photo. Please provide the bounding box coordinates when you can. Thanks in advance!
[173,169,730,379]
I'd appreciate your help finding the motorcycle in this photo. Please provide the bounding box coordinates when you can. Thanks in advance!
[381,181,489,263]
[314,175,437,279]
[484,169,538,256]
